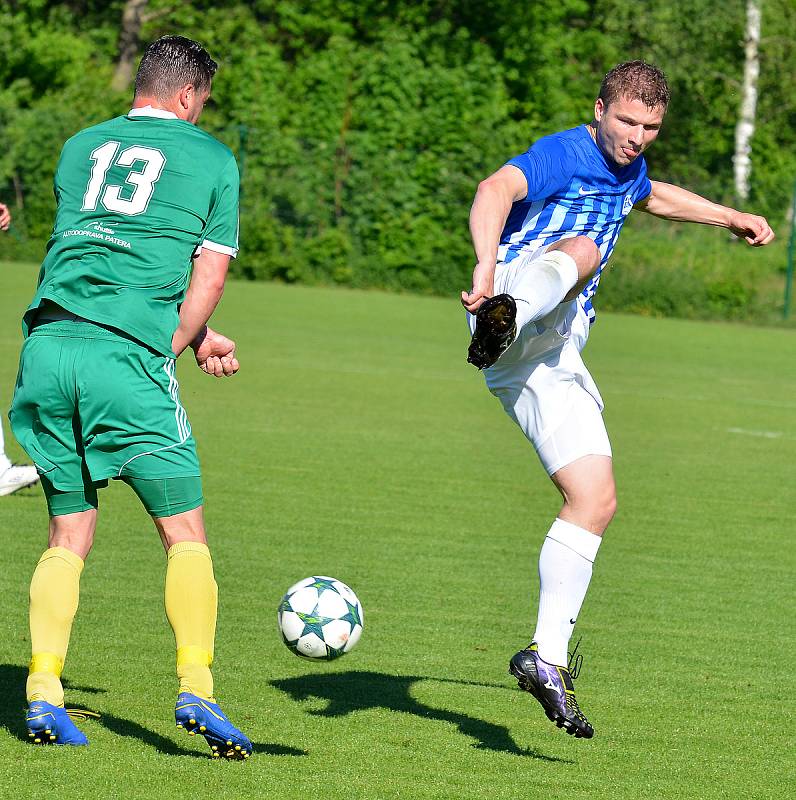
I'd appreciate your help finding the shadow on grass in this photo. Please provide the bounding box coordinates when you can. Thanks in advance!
[98,715,307,759]
[0,663,306,758]
[0,664,30,739]
[253,742,308,756]
[101,713,204,757]
[272,670,571,762]
[62,677,108,695]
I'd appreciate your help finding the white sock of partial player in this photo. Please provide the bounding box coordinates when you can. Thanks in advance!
[0,423,10,473]
[532,518,602,667]
[514,251,580,331]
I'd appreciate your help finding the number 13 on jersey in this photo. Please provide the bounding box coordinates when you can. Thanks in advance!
[82,141,166,216]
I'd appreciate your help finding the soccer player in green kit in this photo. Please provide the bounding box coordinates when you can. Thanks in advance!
[10,36,251,758]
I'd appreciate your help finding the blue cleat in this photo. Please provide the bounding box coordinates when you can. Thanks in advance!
[26,701,88,746]
[175,692,252,760]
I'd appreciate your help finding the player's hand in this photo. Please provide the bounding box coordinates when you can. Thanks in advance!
[461,262,495,312]
[728,211,775,246]
[191,325,239,377]
[0,203,11,231]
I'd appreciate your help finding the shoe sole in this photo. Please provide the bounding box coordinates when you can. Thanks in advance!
[509,659,592,739]
[26,723,59,744]
[479,298,515,332]
[468,295,518,369]
[0,476,40,497]
[26,711,87,746]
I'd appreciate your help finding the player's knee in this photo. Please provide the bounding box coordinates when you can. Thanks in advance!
[571,236,601,277]
[550,236,601,279]
[154,505,207,550]
[48,509,97,561]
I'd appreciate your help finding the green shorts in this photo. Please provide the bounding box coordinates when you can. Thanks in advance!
[10,316,203,516]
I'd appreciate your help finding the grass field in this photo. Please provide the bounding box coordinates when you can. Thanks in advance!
[0,262,793,799]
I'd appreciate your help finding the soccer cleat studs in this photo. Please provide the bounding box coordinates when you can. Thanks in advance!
[25,701,89,746]
[467,294,518,370]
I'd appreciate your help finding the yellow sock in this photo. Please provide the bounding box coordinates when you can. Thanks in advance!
[165,541,217,700]
[27,546,84,705]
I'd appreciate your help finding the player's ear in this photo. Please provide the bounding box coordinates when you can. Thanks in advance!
[177,84,194,112]
[594,97,605,122]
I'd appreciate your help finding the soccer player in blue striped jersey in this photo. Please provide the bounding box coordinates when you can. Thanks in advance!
[463,61,774,738]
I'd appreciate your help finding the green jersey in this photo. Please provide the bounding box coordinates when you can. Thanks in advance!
[23,107,239,356]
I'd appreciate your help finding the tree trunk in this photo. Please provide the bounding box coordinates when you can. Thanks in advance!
[733,0,761,203]
[13,172,24,209]
[112,0,149,93]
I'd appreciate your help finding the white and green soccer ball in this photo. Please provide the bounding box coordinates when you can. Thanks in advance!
[277,576,364,660]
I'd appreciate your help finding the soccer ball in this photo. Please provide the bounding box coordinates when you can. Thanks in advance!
[277,576,364,660]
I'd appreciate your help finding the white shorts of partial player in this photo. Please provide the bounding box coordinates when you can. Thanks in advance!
[467,248,612,476]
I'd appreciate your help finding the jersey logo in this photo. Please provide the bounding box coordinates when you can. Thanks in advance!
[578,186,600,196]
[622,194,634,215]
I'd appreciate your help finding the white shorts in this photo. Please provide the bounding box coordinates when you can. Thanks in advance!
[467,251,612,475]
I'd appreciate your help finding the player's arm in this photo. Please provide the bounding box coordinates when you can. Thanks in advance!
[462,165,528,311]
[0,202,11,231]
[172,248,239,377]
[635,180,775,246]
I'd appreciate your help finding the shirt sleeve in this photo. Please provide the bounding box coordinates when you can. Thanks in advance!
[633,159,652,203]
[506,136,579,201]
[199,155,240,258]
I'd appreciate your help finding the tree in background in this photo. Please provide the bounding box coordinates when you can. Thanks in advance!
[0,0,793,312]
[112,0,149,92]
[734,0,761,203]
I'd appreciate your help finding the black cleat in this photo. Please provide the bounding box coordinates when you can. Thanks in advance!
[467,294,517,370]
[509,642,594,739]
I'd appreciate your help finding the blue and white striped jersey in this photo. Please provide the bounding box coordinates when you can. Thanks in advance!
[499,125,651,323]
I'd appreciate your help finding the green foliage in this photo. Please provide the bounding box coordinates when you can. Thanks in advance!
[0,0,793,318]
[599,214,787,322]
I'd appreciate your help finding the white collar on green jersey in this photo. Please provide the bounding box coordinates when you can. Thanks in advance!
[128,106,178,120]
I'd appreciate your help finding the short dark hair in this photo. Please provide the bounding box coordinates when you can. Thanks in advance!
[135,35,217,99]
[599,61,670,110]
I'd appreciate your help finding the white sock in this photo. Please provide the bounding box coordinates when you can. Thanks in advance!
[513,251,579,331]
[532,518,602,666]
[0,423,10,473]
